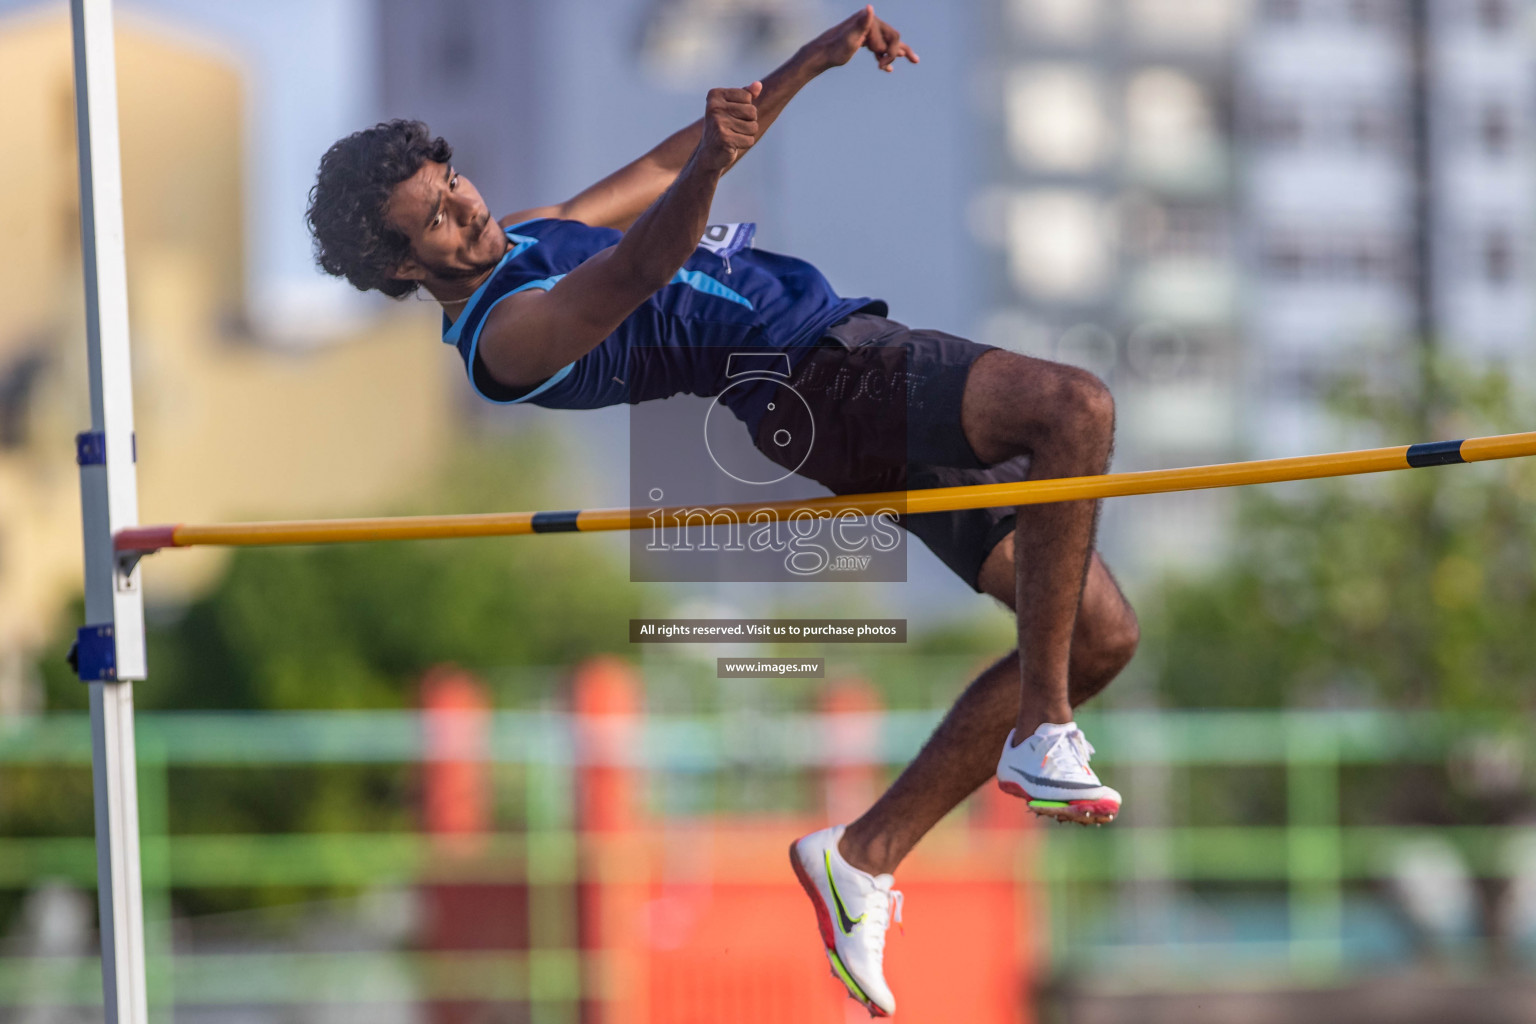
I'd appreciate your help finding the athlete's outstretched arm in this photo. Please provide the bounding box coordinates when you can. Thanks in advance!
[476,84,761,390]
[499,6,917,232]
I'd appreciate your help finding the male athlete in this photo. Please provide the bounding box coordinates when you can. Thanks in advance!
[307,7,1139,1016]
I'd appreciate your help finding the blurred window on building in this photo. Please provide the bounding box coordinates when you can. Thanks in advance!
[966,186,1013,248]
[1347,103,1397,152]
[1273,360,1346,401]
[1260,0,1304,25]
[1261,232,1405,284]
[1124,321,1192,382]
[1348,237,1400,283]
[1006,65,1112,172]
[635,0,811,82]
[1255,99,1305,147]
[434,0,478,85]
[1347,0,1398,28]
[1126,67,1218,181]
[1255,98,1404,152]
[1126,0,1243,50]
[1053,322,1119,377]
[1006,189,1113,302]
[1008,0,1103,45]
[1123,196,1169,256]
[1484,230,1517,286]
[1178,329,1233,384]
[1147,201,1231,261]
[1479,103,1514,156]
[1478,0,1514,32]
[1263,235,1307,279]
[978,308,1054,356]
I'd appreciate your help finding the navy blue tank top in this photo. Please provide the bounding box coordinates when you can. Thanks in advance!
[442,219,884,435]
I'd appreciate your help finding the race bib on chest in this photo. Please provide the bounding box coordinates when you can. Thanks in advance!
[697,222,756,263]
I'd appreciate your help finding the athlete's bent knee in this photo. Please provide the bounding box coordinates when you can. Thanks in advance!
[1052,367,1114,448]
[1102,607,1139,675]
[1077,599,1139,681]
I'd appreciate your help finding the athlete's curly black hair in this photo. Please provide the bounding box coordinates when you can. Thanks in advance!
[306,120,452,299]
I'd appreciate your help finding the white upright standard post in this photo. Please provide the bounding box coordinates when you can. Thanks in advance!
[69,1,150,1023]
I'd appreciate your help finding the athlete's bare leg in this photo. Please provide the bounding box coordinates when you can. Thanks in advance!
[837,349,1135,876]
[960,350,1117,737]
[838,545,1137,875]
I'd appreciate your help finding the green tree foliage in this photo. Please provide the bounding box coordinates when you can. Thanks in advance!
[25,435,645,912]
[1136,363,1536,955]
[40,435,644,713]
[1148,362,1536,716]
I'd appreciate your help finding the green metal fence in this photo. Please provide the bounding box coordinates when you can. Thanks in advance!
[1040,710,1536,990]
[1,705,1532,1013]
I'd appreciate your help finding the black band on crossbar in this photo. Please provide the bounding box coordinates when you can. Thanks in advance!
[1406,440,1466,468]
[531,510,581,533]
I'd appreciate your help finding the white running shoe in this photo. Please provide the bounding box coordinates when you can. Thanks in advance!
[996,724,1121,825]
[789,825,903,1017]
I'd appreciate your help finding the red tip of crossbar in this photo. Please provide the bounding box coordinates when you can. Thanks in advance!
[114,524,180,553]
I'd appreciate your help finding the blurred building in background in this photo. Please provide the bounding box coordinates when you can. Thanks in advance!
[1242,0,1419,456]
[975,0,1536,574]
[974,0,1246,574]
[1240,0,1536,457]
[378,0,1536,584]
[0,7,460,702]
[4,0,1536,664]
[1421,0,1536,368]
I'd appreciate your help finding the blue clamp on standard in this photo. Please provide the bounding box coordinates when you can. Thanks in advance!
[75,431,136,465]
[69,624,117,682]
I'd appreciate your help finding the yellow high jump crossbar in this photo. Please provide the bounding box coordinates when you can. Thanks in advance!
[115,431,1536,558]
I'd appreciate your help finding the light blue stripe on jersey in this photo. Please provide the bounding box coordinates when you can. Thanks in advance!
[670,268,753,309]
[497,361,573,404]
[442,231,540,347]
[465,274,572,405]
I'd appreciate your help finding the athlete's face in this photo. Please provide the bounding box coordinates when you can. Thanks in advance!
[383,160,506,293]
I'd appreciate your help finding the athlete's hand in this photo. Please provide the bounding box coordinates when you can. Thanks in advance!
[695,82,763,174]
[801,5,918,74]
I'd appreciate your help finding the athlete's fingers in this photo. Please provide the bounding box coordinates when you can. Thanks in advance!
[861,15,917,71]
[716,116,757,138]
[885,41,918,67]
[715,105,758,128]
[875,25,901,70]
[874,20,915,70]
[713,86,756,105]
[705,84,760,143]
[716,101,758,121]
[865,18,890,60]
[846,5,874,38]
[746,79,763,100]
[720,130,757,152]
[708,125,757,153]
[718,115,759,140]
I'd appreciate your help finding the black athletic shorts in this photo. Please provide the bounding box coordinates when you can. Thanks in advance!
[752,313,1027,592]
